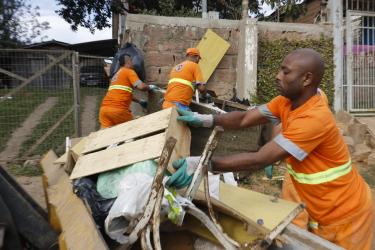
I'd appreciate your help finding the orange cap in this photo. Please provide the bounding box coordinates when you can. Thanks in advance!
[186,48,201,58]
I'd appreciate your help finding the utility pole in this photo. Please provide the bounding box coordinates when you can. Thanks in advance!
[242,0,249,19]
[202,0,208,19]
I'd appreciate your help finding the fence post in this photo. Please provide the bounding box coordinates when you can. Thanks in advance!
[72,52,81,137]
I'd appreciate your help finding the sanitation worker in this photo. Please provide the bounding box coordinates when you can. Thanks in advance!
[99,54,157,128]
[162,48,207,111]
[167,48,374,250]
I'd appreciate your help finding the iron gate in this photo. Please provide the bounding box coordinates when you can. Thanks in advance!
[345,6,375,112]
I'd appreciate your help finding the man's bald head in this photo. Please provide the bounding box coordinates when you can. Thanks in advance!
[287,48,325,87]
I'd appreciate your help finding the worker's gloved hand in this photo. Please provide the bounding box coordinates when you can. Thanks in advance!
[148,84,159,92]
[265,165,273,179]
[177,109,213,128]
[139,99,148,109]
[166,156,201,189]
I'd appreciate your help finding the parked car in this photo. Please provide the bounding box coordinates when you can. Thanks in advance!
[80,65,109,88]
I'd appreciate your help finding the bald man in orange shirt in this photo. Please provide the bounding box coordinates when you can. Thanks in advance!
[99,54,156,128]
[169,49,374,250]
[162,48,206,111]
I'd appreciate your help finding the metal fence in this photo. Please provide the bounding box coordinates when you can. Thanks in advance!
[344,0,375,112]
[0,49,108,163]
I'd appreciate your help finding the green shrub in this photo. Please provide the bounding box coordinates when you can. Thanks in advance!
[255,37,334,106]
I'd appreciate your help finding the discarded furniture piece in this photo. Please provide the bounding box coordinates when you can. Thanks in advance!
[147,89,261,156]
[41,150,109,250]
[70,107,191,179]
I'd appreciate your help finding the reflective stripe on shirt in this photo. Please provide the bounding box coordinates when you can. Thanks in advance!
[287,159,352,185]
[168,78,194,90]
[108,85,133,93]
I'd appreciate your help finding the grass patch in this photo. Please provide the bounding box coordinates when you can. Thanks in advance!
[0,89,50,152]
[0,86,106,160]
[8,163,43,176]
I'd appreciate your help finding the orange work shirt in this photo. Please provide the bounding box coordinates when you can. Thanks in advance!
[101,67,142,110]
[164,60,205,106]
[259,93,369,225]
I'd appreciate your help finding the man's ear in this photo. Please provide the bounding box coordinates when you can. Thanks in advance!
[303,72,313,87]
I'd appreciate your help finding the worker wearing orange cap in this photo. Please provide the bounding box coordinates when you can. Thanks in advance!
[99,54,157,128]
[162,48,206,110]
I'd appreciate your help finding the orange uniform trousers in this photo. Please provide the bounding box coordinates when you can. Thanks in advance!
[282,172,374,250]
[99,106,132,128]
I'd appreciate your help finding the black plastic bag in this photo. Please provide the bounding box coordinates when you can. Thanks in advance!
[73,178,115,229]
[109,42,146,81]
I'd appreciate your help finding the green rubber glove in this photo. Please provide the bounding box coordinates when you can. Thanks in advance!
[265,165,273,179]
[166,156,200,189]
[176,108,214,128]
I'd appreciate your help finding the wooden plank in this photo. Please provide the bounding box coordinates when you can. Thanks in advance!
[165,108,191,173]
[54,137,84,165]
[40,150,108,250]
[70,132,167,179]
[197,29,230,82]
[70,137,87,161]
[83,108,173,154]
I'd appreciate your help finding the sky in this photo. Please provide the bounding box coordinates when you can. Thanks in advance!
[31,0,112,44]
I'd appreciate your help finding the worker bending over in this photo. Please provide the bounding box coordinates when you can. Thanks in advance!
[162,48,206,110]
[167,49,374,250]
[99,54,157,128]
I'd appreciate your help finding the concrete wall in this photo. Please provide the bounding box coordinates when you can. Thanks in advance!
[123,14,332,101]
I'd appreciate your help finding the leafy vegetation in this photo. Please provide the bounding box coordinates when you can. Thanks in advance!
[256,37,334,106]
[55,0,306,33]
[0,0,50,47]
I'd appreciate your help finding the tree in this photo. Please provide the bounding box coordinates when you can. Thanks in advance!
[55,0,305,33]
[0,0,50,48]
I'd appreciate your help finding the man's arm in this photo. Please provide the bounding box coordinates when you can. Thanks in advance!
[214,108,269,129]
[212,140,290,172]
[135,81,151,91]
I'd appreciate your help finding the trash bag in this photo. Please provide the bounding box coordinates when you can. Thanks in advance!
[73,178,115,229]
[97,160,157,199]
[109,42,146,81]
[103,160,183,245]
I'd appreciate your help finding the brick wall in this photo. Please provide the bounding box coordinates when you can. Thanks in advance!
[124,15,240,100]
[123,14,332,101]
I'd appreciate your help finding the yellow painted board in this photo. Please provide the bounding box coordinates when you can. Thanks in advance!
[219,182,301,231]
[184,212,263,247]
[197,29,230,82]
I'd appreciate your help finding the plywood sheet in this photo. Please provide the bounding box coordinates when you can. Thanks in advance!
[218,182,300,231]
[83,108,173,154]
[70,132,167,179]
[165,108,191,173]
[40,150,108,250]
[197,29,230,82]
